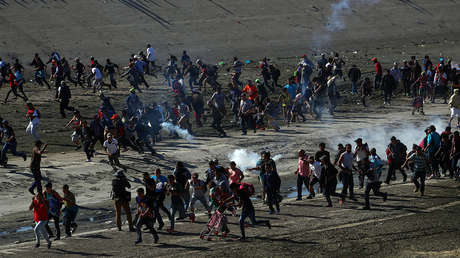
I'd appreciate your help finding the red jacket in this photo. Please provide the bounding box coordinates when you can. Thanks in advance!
[375,62,383,75]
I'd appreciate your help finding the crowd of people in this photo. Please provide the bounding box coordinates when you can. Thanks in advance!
[0,47,460,248]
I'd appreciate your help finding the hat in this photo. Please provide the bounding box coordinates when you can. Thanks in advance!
[129,88,135,93]
[440,57,444,61]
[107,132,113,137]
[114,171,125,178]
[255,78,261,83]
[1,119,7,124]
[355,138,363,142]
[391,136,397,141]
[371,57,378,62]
[301,54,307,58]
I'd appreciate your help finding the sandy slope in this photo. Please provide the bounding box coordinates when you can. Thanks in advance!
[0,0,459,68]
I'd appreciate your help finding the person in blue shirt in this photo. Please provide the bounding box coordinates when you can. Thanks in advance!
[284,77,297,99]
[134,57,150,88]
[424,125,441,178]
[151,168,171,222]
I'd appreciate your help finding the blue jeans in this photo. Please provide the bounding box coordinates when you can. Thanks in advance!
[1,141,25,163]
[170,202,185,229]
[351,81,358,93]
[239,206,268,238]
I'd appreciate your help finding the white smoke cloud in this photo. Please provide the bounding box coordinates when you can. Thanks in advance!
[160,122,194,141]
[227,149,283,172]
[313,0,380,48]
[326,117,447,159]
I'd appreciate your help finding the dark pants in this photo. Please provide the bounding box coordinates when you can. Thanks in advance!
[63,206,78,236]
[296,175,309,199]
[413,171,426,194]
[341,172,354,198]
[239,207,268,238]
[241,114,254,134]
[29,168,42,194]
[357,161,370,188]
[63,72,75,83]
[83,140,93,160]
[384,90,392,103]
[136,216,158,242]
[374,74,382,90]
[114,199,133,230]
[402,79,410,96]
[386,160,407,183]
[158,193,171,220]
[5,86,27,102]
[75,72,84,87]
[59,98,74,118]
[364,182,386,208]
[324,179,343,206]
[45,214,61,238]
[1,142,25,163]
[266,188,280,212]
[211,107,226,135]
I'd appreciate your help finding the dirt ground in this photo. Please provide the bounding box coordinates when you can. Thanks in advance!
[0,0,460,257]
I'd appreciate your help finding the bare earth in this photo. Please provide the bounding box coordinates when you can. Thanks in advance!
[0,0,460,257]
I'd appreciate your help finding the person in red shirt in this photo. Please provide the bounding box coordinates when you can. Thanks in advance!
[3,68,27,104]
[372,57,383,90]
[29,192,52,249]
[242,80,258,101]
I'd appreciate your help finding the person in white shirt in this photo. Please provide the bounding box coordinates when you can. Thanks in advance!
[91,65,103,93]
[146,44,156,75]
[103,133,127,172]
[308,155,322,197]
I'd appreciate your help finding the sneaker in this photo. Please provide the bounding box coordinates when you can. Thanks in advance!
[306,195,313,199]
[413,187,419,193]
[268,210,274,215]
[266,221,271,229]
[153,235,159,244]
[71,225,78,234]
[383,193,388,202]
[326,204,333,207]
[239,237,247,241]
[167,228,175,233]
[158,223,164,231]
[54,236,60,241]
[129,227,136,232]
[35,243,40,248]
[23,155,27,161]
[362,206,371,210]
[28,188,35,195]
[47,242,52,249]
[135,239,142,245]
[296,197,302,201]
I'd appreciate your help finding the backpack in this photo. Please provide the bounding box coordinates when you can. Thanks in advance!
[239,182,255,197]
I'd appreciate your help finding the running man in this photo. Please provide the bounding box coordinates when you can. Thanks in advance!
[227,182,271,241]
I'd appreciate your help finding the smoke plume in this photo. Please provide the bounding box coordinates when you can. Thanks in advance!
[227,149,283,172]
[326,117,447,159]
[160,122,194,141]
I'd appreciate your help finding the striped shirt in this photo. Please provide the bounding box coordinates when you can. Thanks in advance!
[408,153,428,173]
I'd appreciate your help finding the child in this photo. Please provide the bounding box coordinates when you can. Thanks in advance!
[186,173,211,221]
[134,188,159,244]
[412,96,424,115]
[369,148,384,180]
[402,146,429,196]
